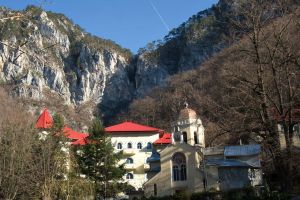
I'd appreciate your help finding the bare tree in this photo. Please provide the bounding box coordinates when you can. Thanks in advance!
[219,0,300,190]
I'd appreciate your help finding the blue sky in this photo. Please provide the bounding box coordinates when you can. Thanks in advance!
[0,0,218,53]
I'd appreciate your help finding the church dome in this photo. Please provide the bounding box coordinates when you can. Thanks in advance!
[178,107,197,120]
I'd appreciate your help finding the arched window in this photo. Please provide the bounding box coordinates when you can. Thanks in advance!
[180,164,187,180]
[173,165,180,181]
[154,184,157,196]
[194,132,198,144]
[137,142,142,149]
[147,142,152,149]
[126,173,134,179]
[182,132,187,143]
[117,143,122,149]
[126,158,133,164]
[127,142,132,149]
[172,152,187,181]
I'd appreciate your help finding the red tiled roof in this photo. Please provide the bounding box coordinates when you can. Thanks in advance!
[71,138,88,145]
[35,109,89,145]
[63,126,89,140]
[105,122,159,133]
[153,133,172,145]
[35,108,53,129]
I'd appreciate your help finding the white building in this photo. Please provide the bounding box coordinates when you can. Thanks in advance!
[105,122,164,191]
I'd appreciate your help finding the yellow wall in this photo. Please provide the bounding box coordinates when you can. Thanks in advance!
[144,144,205,197]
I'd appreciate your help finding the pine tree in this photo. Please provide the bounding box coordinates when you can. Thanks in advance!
[76,118,126,199]
[52,113,65,132]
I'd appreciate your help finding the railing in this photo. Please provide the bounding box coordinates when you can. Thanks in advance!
[124,163,137,170]
[122,148,136,155]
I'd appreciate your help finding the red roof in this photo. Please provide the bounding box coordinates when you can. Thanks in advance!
[35,108,53,129]
[35,109,88,145]
[153,132,172,145]
[71,138,88,145]
[105,122,159,133]
[63,126,89,140]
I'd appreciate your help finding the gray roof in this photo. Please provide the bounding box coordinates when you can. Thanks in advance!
[224,144,261,157]
[206,158,261,168]
[202,146,224,156]
[206,159,251,167]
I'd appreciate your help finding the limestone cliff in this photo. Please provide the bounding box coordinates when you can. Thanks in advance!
[0,6,134,123]
[0,2,231,124]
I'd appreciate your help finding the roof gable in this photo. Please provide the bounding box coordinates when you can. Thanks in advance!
[105,121,159,133]
[35,108,53,129]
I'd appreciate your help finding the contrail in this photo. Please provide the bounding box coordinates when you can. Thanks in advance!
[147,0,170,32]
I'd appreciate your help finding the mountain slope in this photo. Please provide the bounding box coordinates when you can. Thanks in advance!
[132,1,232,97]
[0,6,135,124]
[0,1,238,124]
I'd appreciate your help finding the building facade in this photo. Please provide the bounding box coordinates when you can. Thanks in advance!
[105,122,163,190]
[144,105,263,198]
[203,145,263,191]
[144,105,206,197]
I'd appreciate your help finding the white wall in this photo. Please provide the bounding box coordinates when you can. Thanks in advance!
[110,132,159,190]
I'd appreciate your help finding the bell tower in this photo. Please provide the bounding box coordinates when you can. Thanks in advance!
[172,103,205,147]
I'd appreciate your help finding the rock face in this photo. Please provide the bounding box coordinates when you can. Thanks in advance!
[0,3,230,121]
[0,7,134,119]
[133,6,228,97]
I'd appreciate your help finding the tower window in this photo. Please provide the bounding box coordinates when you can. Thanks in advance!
[172,152,187,181]
[126,173,134,179]
[154,184,157,196]
[117,143,122,149]
[127,142,132,149]
[137,142,142,149]
[182,132,187,143]
[194,132,198,144]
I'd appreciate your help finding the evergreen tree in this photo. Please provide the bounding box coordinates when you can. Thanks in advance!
[52,113,65,132]
[76,118,126,199]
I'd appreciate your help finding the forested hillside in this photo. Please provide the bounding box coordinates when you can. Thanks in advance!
[122,1,300,191]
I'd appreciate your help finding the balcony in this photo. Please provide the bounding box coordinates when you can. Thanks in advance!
[144,163,150,170]
[124,163,137,170]
[122,148,136,155]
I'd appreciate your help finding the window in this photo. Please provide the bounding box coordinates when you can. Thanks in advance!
[154,184,157,196]
[117,143,122,149]
[194,132,198,144]
[173,165,180,181]
[137,142,142,149]
[180,164,187,180]
[182,132,187,143]
[250,169,256,180]
[126,173,134,179]
[172,152,187,181]
[127,142,132,149]
[294,124,300,136]
[147,142,152,149]
[126,158,133,164]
